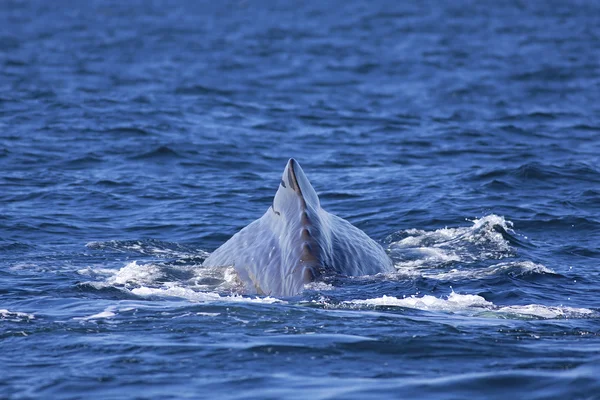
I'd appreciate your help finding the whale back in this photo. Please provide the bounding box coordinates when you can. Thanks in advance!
[202,159,393,296]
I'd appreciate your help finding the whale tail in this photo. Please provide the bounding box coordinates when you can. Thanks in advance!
[203,158,393,296]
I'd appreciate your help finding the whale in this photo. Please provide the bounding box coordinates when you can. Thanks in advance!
[202,158,394,296]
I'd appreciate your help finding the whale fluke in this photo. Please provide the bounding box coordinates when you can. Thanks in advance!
[202,159,394,296]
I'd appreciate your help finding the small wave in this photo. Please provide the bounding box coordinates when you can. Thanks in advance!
[405,261,557,281]
[131,145,183,161]
[86,239,207,259]
[481,179,515,191]
[132,286,284,304]
[63,154,104,167]
[0,309,35,321]
[346,292,596,320]
[0,35,20,51]
[473,162,600,184]
[528,215,599,231]
[514,162,562,180]
[494,305,595,320]
[0,242,34,252]
[303,281,336,292]
[251,121,290,132]
[74,307,116,321]
[103,127,152,136]
[174,84,234,96]
[222,333,376,352]
[94,179,132,187]
[387,214,515,268]
[572,124,600,132]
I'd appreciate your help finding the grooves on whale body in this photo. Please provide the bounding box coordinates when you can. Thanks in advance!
[203,159,394,297]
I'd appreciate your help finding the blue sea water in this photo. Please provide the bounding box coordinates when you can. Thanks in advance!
[1,0,600,398]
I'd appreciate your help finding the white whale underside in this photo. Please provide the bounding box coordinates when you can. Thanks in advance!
[203,159,394,297]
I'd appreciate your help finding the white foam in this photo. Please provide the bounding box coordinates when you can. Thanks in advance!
[78,262,165,289]
[197,312,221,317]
[392,247,460,269]
[496,304,595,319]
[111,261,164,285]
[188,265,244,292]
[82,260,243,294]
[304,281,336,291]
[131,285,285,304]
[9,263,38,271]
[350,292,491,312]
[347,292,596,320]
[0,309,35,321]
[388,214,515,269]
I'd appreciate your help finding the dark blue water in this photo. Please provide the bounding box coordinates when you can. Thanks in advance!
[2,1,600,398]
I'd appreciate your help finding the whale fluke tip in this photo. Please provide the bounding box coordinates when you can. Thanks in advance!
[280,158,320,210]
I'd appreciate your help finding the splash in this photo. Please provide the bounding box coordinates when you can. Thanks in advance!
[387,214,515,269]
[79,260,279,304]
[80,260,243,292]
[111,261,165,286]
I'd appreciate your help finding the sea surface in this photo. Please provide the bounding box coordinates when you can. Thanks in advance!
[1,1,600,399]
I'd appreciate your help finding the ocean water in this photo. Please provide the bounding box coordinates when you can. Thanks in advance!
[1,0,600,398]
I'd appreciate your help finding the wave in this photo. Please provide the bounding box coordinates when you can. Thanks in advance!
[86,239,207,259]
[400,261,557,281]
[62,154,104,168]
[345,292,596,320]
[471,162,600,183]
[73,307,116,321]
[79,259,243,294]
[131,145,184,161]
[78,214,577,323]
[0,309,35,321]
[79,259,594,320]
[77,257,588,322]
[387,214,516,269]
[174,84,234,96]
[131,286,284,304]
[102,127,152,136]
[0,241,34,252]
